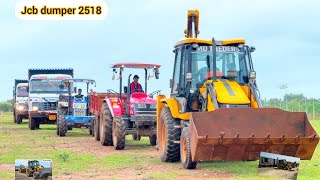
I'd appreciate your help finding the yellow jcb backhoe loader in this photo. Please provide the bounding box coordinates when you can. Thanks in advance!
[156,10,319,169]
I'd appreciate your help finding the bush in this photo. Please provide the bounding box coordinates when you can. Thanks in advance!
[0,101,12,112]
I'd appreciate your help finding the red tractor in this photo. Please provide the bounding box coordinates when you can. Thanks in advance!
[90,63,161,150]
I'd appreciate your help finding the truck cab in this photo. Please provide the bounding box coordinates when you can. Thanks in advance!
[28,68,74,130]
[13,81,29,124]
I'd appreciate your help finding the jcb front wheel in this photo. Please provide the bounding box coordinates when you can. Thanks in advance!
[112,116,126,150]
[180,127,197,169]
[158,107,181,162]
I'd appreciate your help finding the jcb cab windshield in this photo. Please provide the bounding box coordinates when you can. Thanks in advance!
[191,46,249,87]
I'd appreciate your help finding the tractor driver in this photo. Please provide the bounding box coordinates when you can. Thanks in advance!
[75,89,84,98]
[130,75,144,93]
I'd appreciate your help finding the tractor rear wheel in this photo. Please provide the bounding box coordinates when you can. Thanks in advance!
[112,116,126,150]
[94,115,100,141]
[158,107,181,162]
[149,135,157,146]
[100,103,113,146]
[29,117,36,130]
[16,114,22,124]
[180,127,197,169]
[57,108,67,136]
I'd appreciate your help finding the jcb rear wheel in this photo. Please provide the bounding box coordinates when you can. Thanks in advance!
[112,116,126,150]
[57,108,67,136]
[94,115,100,141]
[100,103,113,146]
[180,127,197,169]
[158,107,181,162]
[149,135,157,146]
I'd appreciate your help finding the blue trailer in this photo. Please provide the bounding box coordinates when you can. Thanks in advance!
[56,78,96,136]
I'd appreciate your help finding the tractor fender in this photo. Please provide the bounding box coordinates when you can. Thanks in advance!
[159,97,189,120]
[104,98,123,117]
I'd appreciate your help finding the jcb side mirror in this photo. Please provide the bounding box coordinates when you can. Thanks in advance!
[154,68,160,79]
[169,79,173,88]
[124,86,128,93]
[249,71,256,79]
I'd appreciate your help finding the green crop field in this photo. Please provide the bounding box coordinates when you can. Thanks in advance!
[0,112,319,180]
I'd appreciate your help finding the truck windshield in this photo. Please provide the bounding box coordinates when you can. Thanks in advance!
[30,79,68,94]
[17,87,28,97]
[191,46,249,86]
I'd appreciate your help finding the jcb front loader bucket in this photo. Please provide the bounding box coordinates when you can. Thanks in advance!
[190,108,319,162]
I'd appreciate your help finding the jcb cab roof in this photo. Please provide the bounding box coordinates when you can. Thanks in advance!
[111,63,161,69]
[174,38,245,47]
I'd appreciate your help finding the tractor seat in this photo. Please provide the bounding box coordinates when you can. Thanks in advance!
[131,92,147,99]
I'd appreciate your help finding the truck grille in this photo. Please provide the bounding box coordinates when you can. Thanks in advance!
[39,102,57,111]
[74,108,86,117]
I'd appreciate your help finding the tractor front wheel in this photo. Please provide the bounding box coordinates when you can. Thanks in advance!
[100,103,113,146]
[94,115,100,141]
[132,134,141,141]
[112,116,126,150]
[158,107,181,162]
[57,108,67,136]
[180,127,197,169]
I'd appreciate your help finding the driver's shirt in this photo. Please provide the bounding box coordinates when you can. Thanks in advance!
[130,82,143,92]
[75,94,84,98]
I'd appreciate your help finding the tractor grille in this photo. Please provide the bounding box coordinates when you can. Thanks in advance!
[39,102,57,111]
[74,108,86,117]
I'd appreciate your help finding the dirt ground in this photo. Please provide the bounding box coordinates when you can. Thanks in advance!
[258,167,298,180]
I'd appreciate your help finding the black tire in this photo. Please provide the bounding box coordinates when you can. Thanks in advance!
[112,116,126,150]
[57,108,67,137]
[158,107,181,162]
[27,169,32,177]
[100,103,113,146]
[33,172,39,179]
[94,116,100,141]
[29,117,36,130]
[89,120,93,135]
[68,125,73,130]
[13,110,16,123]
[132,134,141,141]
[180,127,197,169]
[36,121,40,129]
[149,135,157,146]
[16,114,22,124]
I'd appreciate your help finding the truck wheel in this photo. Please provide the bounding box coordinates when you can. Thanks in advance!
[68,125,73,130]
[36,121,40,129]
[158,107,181,162]
[132,134,141,141]
[149,135,157,146]
[100,103,113,146]
[112,116,126,150]
[16,114,22,124]
[29,118,37,130]
[57,108,67,136]
[13,110,16,123]
[180,127,197,169]
[94,116,100,141]
[89,121,93,135]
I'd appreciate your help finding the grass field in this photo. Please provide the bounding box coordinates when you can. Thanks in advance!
[0,112,319,180]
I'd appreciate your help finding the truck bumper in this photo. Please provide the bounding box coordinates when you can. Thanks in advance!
[29,111,57,123]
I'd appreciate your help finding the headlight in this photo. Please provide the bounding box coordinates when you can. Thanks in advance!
[32,106,39,111]
[17,105,24,111]
[137,104,147,109]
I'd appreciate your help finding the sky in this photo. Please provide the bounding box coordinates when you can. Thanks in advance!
[1,0,320,101]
